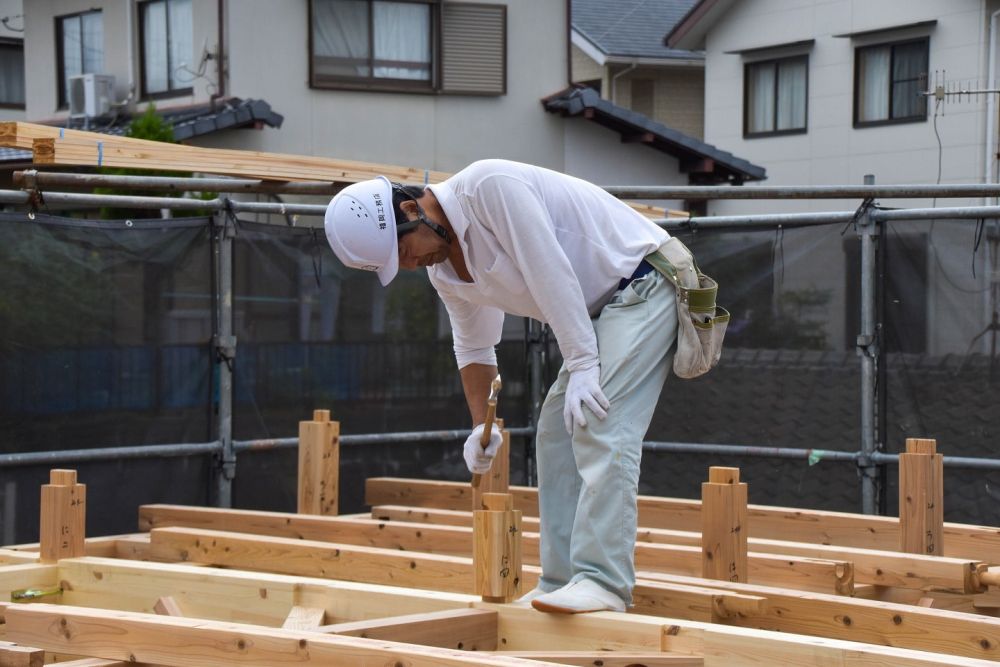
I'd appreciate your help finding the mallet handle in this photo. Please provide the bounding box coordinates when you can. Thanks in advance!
[470,399,498,489]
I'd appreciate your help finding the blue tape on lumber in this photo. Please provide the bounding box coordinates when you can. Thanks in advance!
[59,128,64,138]
[97,141,103,166]
[424,169,429,185]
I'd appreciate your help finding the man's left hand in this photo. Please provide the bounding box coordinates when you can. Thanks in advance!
[563,366,610,434]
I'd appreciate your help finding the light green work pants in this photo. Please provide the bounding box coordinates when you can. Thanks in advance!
[535,270,676,604]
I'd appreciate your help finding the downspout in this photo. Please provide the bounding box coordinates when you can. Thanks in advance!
[125,0,135,105]
[985,8,1000,203]
[611,61,638,106]
[212,0,226,106]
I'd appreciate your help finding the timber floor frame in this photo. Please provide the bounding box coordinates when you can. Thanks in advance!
[1,480,1000,664]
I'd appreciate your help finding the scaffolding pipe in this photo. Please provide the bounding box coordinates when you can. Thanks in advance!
[871,205,1000,221]
[212,212,236,507]
[605,184,1000,199]
[13,170,347,195]
[858,177,879,514]
[7,435,1000,471]
[642,441,860,462]
[5,188,1000,227]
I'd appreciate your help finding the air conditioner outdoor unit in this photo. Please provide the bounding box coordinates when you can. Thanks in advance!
[68,73,116,118]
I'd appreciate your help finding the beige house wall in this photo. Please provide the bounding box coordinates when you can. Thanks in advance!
[572,44,705,139]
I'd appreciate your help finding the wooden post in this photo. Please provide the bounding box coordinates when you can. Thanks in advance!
[473,419,509,511]
[473,492,522,603]
[900,437,944,555]
[39,469,86,564]
[298,410,340,515]
[701,466,748,583]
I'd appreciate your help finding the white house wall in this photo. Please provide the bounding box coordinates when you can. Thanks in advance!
[703,0,989,216]
[0,0,24,121]
[699,0,997,355]
[560,117,686,212]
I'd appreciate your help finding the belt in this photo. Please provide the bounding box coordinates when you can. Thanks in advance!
[618,259,654,290]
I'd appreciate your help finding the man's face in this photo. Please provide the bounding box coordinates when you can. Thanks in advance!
[397,221,449,270]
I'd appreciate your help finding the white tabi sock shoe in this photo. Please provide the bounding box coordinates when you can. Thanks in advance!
[513,586,552,606]
[530,578,626,614]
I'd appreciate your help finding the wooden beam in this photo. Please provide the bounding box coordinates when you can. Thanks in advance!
[701,467,747,583]
[364,478,1000,561]
[0,564,59,602]
[621,132,655,144]
[141,505,854,595]
[280,606,325,630]
[297,411,339,516]
[3,603,565,667]
[319,608,498,650]
[39,469,86,563]
[367,505,983,592]
[473,422,510,511]
[474,494,522,603]
[680,158,715,174]
[56,557,680,652]
[148,526,489,596]
[900,438,944,555]
[696,623,995,667]
[152,597,183,617]
[0,642,44,667]
[146,527,767,623]
[640,571,1000,662]
[48,558,982,666]
[490,652,701,666]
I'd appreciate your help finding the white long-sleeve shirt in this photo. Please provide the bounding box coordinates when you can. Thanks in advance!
[427,160,669,373]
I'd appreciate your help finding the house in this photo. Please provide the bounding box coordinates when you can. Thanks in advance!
[0,0,24,122]
[667,0,995,214]
[571,0,705,139]
[664,0,998,359]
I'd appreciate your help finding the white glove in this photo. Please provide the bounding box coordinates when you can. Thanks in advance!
[563,366,610,434]
[464,423,503,474]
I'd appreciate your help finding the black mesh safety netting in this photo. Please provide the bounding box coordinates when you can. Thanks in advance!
[1,211,997,543]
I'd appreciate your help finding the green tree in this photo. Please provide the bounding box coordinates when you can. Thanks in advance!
[95,104,214,219]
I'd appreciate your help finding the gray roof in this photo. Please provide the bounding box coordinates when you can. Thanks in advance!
[543,86,765,183]
[0,97,283,163]
[573,0,703,60]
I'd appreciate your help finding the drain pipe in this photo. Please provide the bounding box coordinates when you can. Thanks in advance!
[985,9,1000,204]
[611,61,638,106]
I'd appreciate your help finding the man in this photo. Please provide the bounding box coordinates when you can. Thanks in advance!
[325,159,677,613]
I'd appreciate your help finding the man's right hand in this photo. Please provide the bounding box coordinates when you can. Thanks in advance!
[464,423,503,474]
[563,365,610,434]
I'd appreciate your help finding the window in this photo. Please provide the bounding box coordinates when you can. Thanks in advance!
[140,0,194,98]
[744,56,808,137]
[854,38,928,126]
[310,0,434,91]
[0,39,25,109]
[309,0,506,95]
[57,10,104,109]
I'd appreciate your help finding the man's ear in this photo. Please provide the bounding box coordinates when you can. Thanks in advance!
[399,199,417,218]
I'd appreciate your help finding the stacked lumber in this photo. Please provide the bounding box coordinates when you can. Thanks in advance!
[4,430,996,665]
[0,121,687,218]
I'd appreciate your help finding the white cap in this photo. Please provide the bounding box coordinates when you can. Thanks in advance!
[324,176,398,286]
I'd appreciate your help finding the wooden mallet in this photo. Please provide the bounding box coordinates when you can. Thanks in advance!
[471,374,502,488]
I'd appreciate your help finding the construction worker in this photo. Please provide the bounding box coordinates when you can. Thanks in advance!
[324,159,677,613]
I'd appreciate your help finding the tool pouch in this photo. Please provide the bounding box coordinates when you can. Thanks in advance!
[645,237,729,379]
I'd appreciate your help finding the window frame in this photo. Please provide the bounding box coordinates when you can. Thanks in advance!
[742,54,809,139]
[852,36,929,128]
[307,0,440,95]
[0,37,26,110]
[138,0,195,101]
[55,9,104,110]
